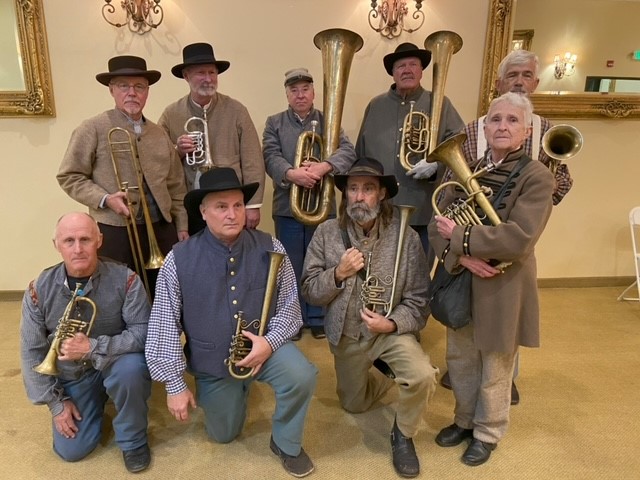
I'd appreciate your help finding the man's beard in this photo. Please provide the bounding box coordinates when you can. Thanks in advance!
[347,201,380,225]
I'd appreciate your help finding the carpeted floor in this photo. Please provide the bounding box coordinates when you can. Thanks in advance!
[2,286,639,479]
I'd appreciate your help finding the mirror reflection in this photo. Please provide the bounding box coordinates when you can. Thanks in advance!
[0,0,24,90]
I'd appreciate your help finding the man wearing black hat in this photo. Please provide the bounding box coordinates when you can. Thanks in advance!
[356,42,464,257]
[57,56,188,298]
[301,158,438,478]
[145,168,317,478]
[263,67,356,341]
[159,43,265,233]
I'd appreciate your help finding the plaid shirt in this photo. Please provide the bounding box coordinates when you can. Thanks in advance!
[441,114,573,205]
[145,237,301,395]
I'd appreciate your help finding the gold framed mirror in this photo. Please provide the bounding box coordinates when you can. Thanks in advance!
[478,0,640,119]
[0,0,55,117]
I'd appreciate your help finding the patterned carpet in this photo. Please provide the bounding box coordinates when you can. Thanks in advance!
[2,286,639,479]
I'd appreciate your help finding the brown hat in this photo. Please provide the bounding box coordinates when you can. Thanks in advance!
[334,157,398,198]
[171,43,230,78]
[284,67,313,87]
[183,168,259,218]
[382,43,431,76]
[95,56,161,86]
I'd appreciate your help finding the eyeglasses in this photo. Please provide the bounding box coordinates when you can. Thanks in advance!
[111,82,149,94]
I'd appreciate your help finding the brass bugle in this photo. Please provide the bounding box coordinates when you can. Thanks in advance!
[541,124,583,174]
[108,127,165,298]
[225,250,285,379]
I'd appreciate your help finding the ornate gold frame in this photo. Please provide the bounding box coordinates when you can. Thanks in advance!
[478,0,640,119]
[0,0,55,117]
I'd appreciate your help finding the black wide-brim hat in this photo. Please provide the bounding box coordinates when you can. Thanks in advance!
[334,157,399,199]
[96,55,161,86]
[383,42,432,76]
[184,168,259,218]
[171,42,231,78]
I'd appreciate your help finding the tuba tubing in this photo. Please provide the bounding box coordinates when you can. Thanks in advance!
[290,28,364,226]
[424,31,463,154]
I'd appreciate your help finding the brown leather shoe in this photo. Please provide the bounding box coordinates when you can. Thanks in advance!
[461,438,496,466]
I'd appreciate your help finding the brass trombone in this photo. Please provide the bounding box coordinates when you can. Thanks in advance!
[33,284,97,376]
[108,127,165,297]
[289,28,364,226]
[225,250,285,379]
[399,31,463,171]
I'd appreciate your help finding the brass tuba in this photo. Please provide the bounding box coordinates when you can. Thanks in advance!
[541,124,583,175]
[289,28,364,226]
[184,116,214,172]
[399,30,463,171]
[360,205,415,317]
[225,250,285,379]
[108,127,165,298]
[33,284,97,376]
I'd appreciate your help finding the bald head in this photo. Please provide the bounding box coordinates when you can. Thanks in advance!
[53,212,103,277]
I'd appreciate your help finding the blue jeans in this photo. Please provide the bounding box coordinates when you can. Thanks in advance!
[193,342,317,456]
[53,353,151,461]
[274,216,325,327]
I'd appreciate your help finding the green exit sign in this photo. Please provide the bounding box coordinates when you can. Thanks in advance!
[634,50,640,60]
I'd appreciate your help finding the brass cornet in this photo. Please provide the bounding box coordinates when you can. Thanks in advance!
[225,250,285,379]
[33,284,97,376]
[108,127,165,298]
[184,116,214,172]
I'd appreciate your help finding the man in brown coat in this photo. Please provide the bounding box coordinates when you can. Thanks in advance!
[57,56,188,297]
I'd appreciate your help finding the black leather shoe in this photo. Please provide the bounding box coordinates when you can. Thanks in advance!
[310,326,326,339]
[435,424,473,447]
[390,419,419,478]
[270,436,314,478]
[291,329,302,341]
[122,443,151,473]
[461,438,496,466]
[511,381,520,405]
[440,371,452,390]
[373,358,396,379]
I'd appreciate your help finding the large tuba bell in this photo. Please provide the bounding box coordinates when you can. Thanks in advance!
[399,30,463,171]
[290,28,364,226]
[541,124,583,174]
[360,205,415,317]
[33,284,97,376]
[184,115,214,172]
[225,250,285,379]
[108,127,165,298]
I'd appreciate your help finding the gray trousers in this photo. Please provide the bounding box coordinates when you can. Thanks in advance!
[447,322,517,444]
[330,333,438,438]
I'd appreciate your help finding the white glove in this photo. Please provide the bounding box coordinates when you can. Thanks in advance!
[406,159,438,180]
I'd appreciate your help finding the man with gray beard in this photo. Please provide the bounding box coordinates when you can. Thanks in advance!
[301,157,438,478]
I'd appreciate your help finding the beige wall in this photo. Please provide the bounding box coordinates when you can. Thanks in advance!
[0,0,636,290]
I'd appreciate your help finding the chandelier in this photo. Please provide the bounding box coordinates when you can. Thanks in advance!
[102,0,164,35]
[368,1,425,39]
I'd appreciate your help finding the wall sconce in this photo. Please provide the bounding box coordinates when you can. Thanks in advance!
[368,1,425,39]
[102,0,164,35]
[554,52,578,79]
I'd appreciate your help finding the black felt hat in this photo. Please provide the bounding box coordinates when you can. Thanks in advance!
[171,43,230,78]
[183,168,259,218]
[382,42,431,76]
[334,157,398,199]
[95,56,161,86]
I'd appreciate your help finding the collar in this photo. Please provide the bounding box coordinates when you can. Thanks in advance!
[390,84,425,102]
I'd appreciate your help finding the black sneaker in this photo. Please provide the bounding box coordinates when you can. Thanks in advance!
[122,443,151,473]
[310,326,326,339]
[270,436,314,478]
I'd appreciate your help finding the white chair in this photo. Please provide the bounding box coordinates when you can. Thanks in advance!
[618,206,640,301]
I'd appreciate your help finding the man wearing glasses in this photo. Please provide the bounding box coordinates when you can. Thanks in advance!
[57,56,188,297]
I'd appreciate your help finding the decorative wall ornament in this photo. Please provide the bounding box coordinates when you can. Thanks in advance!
[368,0,425,39]
[102,0,163,35]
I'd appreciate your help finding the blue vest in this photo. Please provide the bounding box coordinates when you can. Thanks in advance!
[173,228,276,378]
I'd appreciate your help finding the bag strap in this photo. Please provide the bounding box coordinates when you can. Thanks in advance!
[340,228,367,281]
[490,154,531,211]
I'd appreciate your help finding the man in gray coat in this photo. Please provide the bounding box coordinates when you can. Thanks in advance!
[301,158,438,478]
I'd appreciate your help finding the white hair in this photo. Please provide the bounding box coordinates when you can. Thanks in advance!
[497,49,539,79]
[487,92,533,127]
